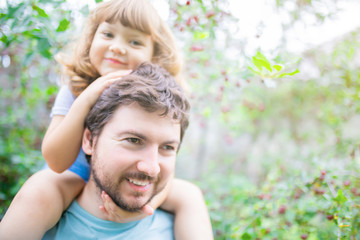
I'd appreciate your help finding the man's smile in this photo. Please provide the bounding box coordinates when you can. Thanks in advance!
[126,178,152,192]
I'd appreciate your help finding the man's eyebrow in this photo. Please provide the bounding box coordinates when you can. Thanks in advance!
[121,130,180,145]
[163,140,181,146]
[120,130,147,140]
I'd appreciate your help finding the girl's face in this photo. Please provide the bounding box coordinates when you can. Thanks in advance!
[89,21,154,76]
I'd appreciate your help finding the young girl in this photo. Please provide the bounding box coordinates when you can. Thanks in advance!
[0,0,213,239]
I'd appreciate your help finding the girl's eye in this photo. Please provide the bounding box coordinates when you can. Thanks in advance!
[130,40,142,46]
[103,32,114,38]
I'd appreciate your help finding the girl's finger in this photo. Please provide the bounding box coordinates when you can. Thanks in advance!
[99,191,109,214]
[141,204,154,216]
[103,192,117,214]
[99,205,107,214]
[105,77,122,86]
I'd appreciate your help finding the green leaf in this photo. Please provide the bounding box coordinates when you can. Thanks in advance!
[30,29,43,39]
[95,0,103,3]
[193,31,209,40]
[2,34,16,47]
[252,51,272,72]
[334,189,347,205]
[0,34,8,44]
[22,30,40,39]
[56,18,70,32]
[46,86,59,96]
[7,3,26,19]
[241,232,252,240]
[278,69,300,78]
[252,58,268,72]
[203,107,211,118]
[287,69,300,76]
[41,49,52,59]
[37,38,52,59]
[32,5,49,18]
[273,64,282,71]
[23,52,34,66]
[254,216,261,226]
[38,38,51,50]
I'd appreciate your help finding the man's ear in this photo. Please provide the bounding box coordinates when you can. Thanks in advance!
[82,128,93,155]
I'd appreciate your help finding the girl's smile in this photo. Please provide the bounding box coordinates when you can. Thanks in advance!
[104,57,128,66]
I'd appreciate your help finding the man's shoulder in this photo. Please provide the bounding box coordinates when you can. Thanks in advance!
[139,209,175,240]
[149,209,174,231]
[42,202,175,240]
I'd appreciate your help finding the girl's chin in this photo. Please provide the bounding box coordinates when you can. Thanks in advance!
[99,67,128,76]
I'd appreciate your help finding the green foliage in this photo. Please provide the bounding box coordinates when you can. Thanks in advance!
[56,18,70,32]
[249,51,300,79]
[201,164,360,239]
[1,0,360,239]
[0,0,74,218]
[170,0,360,239]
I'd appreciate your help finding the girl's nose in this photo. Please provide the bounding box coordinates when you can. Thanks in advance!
[109,45,127,55]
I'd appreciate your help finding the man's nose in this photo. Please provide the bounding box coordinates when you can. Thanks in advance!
[136,147,160,177]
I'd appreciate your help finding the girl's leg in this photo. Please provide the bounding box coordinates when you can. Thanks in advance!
[0,169,85,240]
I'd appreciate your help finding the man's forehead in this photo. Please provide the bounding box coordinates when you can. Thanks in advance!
[106,103,181,141]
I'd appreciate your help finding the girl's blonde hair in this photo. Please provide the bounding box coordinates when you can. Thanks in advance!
[56,0,183,96]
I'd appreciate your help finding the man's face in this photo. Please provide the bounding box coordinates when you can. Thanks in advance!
[83,103,181,212]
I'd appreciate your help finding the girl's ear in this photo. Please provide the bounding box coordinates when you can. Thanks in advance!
[82,128,93,155]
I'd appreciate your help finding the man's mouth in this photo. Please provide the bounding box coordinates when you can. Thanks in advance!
[126,178,150,187]
[126,178,153,193]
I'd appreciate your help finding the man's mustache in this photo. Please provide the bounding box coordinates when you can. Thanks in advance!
[122,172,158,183]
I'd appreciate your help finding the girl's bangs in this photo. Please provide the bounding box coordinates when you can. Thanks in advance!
[99,1,154,35]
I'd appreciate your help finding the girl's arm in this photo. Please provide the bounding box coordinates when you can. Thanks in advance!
[42,70,131,172]
[161,178,214,240]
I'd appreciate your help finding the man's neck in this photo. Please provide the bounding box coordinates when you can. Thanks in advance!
[77,179,146,223]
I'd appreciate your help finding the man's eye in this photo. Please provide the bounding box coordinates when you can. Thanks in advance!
[127,138,141,144]
[162,145,175,151]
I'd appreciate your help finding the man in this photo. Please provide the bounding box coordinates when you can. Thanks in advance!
[43,63,190,239]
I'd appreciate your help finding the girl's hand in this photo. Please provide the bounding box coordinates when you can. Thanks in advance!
[99,191,154,223]
[77,69,132,109]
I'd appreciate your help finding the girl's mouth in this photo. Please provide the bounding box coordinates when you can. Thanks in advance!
[105,58,127,65]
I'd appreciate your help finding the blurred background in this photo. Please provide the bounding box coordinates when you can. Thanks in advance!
[1,0,360,239]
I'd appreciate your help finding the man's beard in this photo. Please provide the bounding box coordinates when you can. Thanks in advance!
[90,153,163,212]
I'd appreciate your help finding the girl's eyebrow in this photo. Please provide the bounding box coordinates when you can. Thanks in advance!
[100,21,149,37]
[124,30,148,38]
[97,24,111,32]
[99,22,117,30]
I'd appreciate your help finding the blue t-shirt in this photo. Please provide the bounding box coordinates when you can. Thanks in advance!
[42,201,174,240]
[44,85,90,182]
